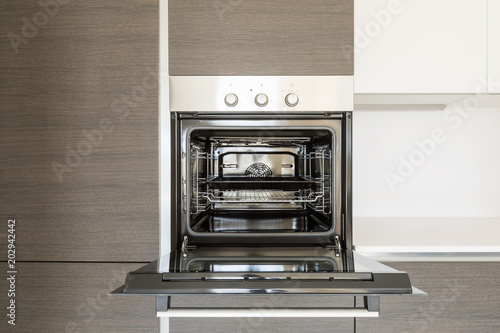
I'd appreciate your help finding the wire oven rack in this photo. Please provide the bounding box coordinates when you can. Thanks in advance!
[201,189,322,203]
[191,150,331,214]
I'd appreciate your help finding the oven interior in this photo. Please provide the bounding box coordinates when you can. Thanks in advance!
[187,129,334,235]
[186,259,336,273]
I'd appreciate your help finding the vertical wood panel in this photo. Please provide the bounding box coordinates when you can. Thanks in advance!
[0,0,159,261]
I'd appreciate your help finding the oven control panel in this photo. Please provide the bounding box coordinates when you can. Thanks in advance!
[224,92,297,108]
[170,76,353,112]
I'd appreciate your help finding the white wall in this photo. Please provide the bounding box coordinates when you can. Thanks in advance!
[353,107,500,217]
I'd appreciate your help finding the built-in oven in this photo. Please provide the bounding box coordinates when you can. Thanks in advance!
[181,116,340,246]
[111,76,423,321]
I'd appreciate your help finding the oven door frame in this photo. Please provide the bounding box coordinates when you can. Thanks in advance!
[171,112,348,249]
[114,250,413,295]
[111,251,422,318]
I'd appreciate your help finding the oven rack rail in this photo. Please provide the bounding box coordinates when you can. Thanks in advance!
[192,151,330,160]
[192,151,330,179]
[199,176,325,190]
[200,189,322,203]
[191,150,331,215]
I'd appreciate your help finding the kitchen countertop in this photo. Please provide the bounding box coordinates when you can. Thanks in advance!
[353,217,500,261]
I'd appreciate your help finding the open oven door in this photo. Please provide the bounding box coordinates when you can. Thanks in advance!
[111,247,425,318]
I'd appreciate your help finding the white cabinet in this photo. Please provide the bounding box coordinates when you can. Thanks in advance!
[354,0,488,94]
[488,0,500,93]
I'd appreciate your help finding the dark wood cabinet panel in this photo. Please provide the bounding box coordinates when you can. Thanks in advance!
[0,263,158,332]
[169,0,353,76]
[356,262,500,333]
[0,0,159,261]
[170,295,354,333]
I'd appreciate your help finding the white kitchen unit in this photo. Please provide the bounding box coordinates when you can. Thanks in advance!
[489,0,500,93]
[354,0,488,95]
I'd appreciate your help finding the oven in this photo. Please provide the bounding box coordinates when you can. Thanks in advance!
[112,76,423,321]
[179,116,340,246]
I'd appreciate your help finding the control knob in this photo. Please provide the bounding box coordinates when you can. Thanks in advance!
[285,93,299,107]
[254,93,269,107]
[224,93,238,107]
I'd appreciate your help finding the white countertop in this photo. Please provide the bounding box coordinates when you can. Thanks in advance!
[353,217,500,261]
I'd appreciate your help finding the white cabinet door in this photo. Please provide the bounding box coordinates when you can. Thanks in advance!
[354,0,487,94]
[488,0,500,93]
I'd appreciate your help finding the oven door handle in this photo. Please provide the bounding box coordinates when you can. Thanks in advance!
[156,296,380,318]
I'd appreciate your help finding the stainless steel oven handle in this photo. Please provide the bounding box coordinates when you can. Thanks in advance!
[156,296,380,318]
[157,307,378,318]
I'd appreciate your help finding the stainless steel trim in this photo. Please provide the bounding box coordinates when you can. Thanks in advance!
[157,307,379,318]
[344,112,353,254]
[162,272,372,280]
[411,287,428,296]
[169,76,354,112]
[156,296,170,312]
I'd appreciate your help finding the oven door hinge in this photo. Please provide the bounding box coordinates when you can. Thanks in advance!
[325,235,342,257]
[181,236,197,257]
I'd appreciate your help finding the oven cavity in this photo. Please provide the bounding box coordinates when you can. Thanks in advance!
[188,129,333,234]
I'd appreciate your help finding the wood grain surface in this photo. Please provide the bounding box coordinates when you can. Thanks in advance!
[356,262,500,333]
[0,262,158,332]
[169,0,353,76]
[0,0,159,262]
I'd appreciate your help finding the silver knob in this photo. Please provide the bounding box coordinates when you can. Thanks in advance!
[285,93,299,107]
[254,93,269,107]
[224,93,238,107]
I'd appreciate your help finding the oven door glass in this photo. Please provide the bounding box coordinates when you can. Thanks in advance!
[111,249,414,296]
